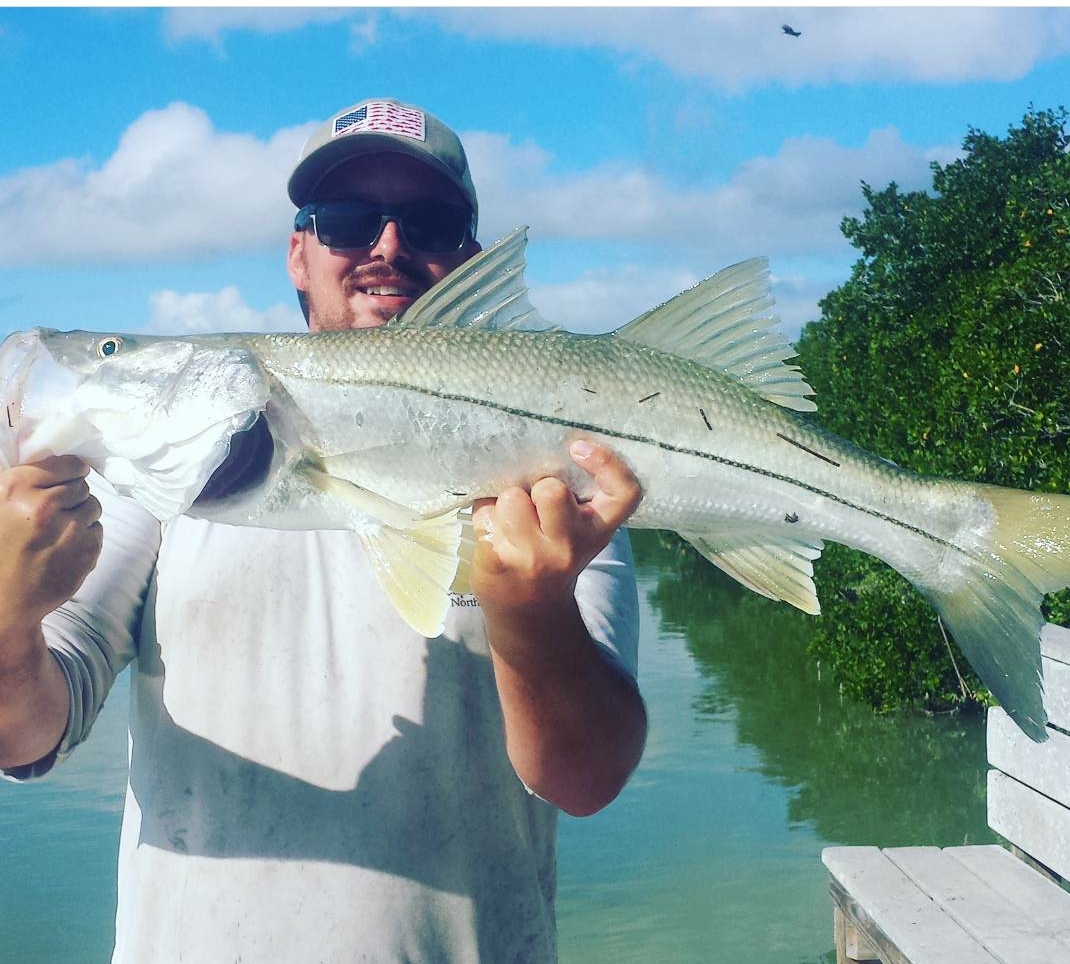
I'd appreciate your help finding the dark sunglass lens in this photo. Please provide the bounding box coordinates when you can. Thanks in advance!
[403,204,470,252]
[314,208,383,249]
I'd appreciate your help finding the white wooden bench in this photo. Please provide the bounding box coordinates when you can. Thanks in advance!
[822,623,1070,964]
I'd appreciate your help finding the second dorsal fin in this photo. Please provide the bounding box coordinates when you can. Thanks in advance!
[615,258,817,412]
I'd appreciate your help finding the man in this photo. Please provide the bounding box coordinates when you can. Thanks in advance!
[0,97,646,963]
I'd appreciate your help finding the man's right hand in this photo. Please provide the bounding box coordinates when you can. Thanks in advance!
[0,456,103,638]
[0,456,101,769]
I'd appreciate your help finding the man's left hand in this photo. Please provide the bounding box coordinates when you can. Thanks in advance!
[468,439,642,618]
[468,440,646,816]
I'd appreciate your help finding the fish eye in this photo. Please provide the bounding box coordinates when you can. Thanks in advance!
[97,336,123,358]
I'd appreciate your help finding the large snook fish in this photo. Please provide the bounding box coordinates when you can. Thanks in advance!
[1,228,1068,742]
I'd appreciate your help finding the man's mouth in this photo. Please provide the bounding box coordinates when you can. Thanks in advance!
[347,263,426,301]
[360,285,419,298]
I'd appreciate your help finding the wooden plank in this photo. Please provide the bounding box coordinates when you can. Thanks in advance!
[988,707,1070,807]
[947,845,1070,945]
[995,625,1070,731]
[827,876,938,964]
[988,770,1070,881]
[834,905,881,963]
[1042,623,1070,667]
[1041,652,1070,732]
[886,846,1070,963]
[822,847,1001,964]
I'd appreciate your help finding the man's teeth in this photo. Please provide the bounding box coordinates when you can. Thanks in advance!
[364,286,410,297]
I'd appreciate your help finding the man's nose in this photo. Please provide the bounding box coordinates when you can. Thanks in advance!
[370,218,411,259]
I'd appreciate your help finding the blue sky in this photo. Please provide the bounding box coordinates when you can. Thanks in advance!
[1,6,1068,344]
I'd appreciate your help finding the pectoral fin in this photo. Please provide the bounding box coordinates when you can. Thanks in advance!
[297,460,424,530]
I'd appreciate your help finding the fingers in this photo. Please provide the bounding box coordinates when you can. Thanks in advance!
[471,496,500,545]
[0,457,98,529]
[7,456,93,510]
[0,459,103,627]
[52,474,94,511]
[472,487,543,560]
[569,439,643,531]
[526,477,580,544]
[474,441,640,551]
[476,481,576,552]
[21,455,91,486]
[468,442,640,615]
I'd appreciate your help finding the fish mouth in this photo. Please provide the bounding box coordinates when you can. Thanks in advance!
[194,413,275,503]
[0,330,46,467]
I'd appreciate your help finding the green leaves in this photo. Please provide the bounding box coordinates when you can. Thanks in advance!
[795,107,1070,714]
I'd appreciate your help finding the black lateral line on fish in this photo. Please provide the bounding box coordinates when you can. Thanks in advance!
[307,377,957,552]
[775,432,840,467]
[637,392,661,403]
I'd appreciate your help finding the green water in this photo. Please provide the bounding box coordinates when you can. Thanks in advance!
[556,532,993,964]
[0,531,994,963]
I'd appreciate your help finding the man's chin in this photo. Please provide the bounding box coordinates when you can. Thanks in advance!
[366,293,418,318]
[309,301,410,332]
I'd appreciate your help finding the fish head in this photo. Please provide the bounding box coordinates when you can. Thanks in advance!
[0,327,272,519]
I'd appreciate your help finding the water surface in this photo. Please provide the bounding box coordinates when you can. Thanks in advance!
[555,532,993,964]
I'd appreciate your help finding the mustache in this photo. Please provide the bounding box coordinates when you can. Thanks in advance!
[343,262,428,294]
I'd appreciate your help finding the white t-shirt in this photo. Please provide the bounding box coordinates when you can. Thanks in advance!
[8,478,640,964]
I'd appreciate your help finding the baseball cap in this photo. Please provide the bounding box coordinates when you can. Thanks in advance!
[287,98,478,229]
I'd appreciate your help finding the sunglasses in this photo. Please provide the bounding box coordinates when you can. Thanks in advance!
[294,199,474,254]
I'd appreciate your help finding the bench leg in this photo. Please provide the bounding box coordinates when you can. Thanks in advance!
[834,906,882,964]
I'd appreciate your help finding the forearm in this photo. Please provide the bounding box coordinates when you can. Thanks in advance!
[0,624,70,770]
[487,597,647,817]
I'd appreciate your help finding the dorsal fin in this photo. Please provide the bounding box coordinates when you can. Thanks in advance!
[389,226,555,332]
[615,258,817,412]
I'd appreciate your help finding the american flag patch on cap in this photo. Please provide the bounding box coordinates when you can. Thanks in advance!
[333,102,426,142]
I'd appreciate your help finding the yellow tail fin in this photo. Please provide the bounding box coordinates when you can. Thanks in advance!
[927,486,1070,742]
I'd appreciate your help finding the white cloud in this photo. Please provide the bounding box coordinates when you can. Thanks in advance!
[0,102,308,265]
[469,125,952,264]
[529,263,702,335]
[157,7,1070,91]
[527,258,837,341]
[769,268,842,341]
[144,287,304,335]
[349,15,379,54]
[418,7,1070,92]
[163,8,353,45]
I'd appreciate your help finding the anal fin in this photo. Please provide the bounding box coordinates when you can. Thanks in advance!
[680,528,824,615]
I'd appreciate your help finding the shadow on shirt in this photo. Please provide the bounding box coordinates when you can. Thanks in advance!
[126,632,557,898]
